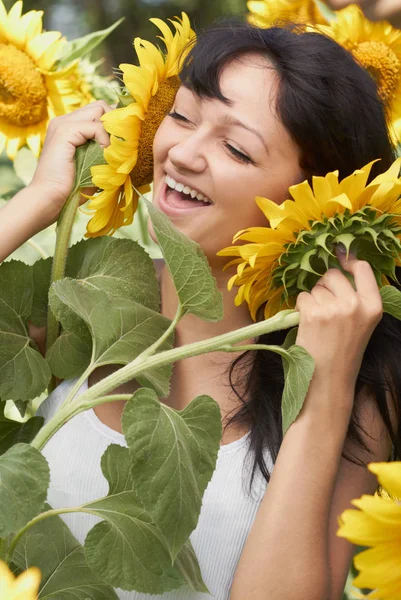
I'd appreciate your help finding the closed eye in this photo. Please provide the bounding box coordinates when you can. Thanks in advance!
[225,143,254,165]
[168,110,190,123]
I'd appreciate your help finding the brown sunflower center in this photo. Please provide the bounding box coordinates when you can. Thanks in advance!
[0,43,48,127]
[353,41,400,103]
[131,75,181,187]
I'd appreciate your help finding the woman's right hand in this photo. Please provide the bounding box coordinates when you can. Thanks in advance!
[29,100,112,228]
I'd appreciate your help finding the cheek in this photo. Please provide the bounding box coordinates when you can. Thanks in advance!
[152,118,171,164]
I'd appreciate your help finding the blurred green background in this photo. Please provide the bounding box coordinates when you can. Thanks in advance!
[3,0,247,73]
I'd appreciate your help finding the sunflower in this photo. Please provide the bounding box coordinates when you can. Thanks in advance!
[338,462,401,600]
[247,0,328,28]
[86,14,195,237]
[318,5,401,144]
[0,0,93,159]
[0,560,41,600]
[218,158,401,320]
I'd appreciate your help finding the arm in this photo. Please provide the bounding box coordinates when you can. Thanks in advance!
[0,100,112,264]
[230,254,389,600]
[0,185,61,263]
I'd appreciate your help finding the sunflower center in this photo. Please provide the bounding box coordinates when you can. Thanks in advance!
[131,75,181,187]
[353,41,400,103]
[0,43,48,127]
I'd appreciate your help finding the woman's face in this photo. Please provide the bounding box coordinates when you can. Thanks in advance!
[152,53,304,266]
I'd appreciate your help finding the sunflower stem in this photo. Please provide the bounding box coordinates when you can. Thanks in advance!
[32,309,299,451]
[46,188,81,356]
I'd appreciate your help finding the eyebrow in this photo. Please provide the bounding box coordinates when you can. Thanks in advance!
[221,114,269,154]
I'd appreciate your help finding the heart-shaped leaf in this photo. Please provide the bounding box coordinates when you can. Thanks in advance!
[84,445,184,593]
[122,387,222,560]
[12,506,118,600]
[49,280,173,395]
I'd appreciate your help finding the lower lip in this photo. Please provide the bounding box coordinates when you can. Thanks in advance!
[155,182,212,217]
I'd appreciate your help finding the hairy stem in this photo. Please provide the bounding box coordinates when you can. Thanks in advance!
[46,188,81,354]
[32,309,299,451]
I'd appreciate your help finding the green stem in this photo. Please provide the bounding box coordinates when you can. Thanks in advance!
[137,303,182,361]
[6,505,88,564]
[61,306,182,409]
[81,309,299,405]
[32,309,299,450]
[46,188,81,354]
[63,363,96,407]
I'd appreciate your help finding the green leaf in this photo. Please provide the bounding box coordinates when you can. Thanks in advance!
[281,345,315,434]
[47,237,160,380]
[146,199,223,321]
[84,445,184,593]
[0,261,51,402]
[380,285,401,320]
[73,141,107,190]
[0,444,49,537]
[98,445,208,593]
[0,403,43,456]
[174,541,209,593]
[30,257,52,327]
[66,237,160,312]
[122,388,222,560]
[57,19,124,69]
[46,329,92,380]
[49,280,173,395]
[283,327,298,350]
[12,508,118,600]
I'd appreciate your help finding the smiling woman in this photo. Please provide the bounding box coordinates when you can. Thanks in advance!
[151,57,302,260]
[2,15,401,600]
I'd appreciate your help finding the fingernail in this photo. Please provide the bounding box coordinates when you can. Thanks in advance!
[336,243,346,255]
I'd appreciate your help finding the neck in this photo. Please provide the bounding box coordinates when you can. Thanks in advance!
[160,262,253,346]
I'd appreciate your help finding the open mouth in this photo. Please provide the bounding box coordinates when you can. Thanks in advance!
[159,174,213,212]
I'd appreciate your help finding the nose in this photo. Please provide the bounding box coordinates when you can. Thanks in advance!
[167,131,207,174]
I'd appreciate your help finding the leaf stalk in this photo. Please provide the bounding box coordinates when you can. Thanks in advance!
[32,309,299,450]
[46,188,81,354]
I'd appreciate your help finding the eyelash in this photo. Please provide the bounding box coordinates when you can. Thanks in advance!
[224,143,253,164]
[168,111,254,165]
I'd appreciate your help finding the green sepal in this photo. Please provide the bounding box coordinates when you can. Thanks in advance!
[273,207,401,301]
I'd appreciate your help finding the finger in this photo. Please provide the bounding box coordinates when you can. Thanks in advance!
[80,186,98,204]
[324,0,352,9]
[310,284,335,305]
[315,267,355,298]
[295,290,315,311]
[337,253,379,300]
[362,0,401,23]
[66,121,110,149]
[58,101,112,123]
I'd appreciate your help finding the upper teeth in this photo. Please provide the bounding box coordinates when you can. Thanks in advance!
[165,175,211,203]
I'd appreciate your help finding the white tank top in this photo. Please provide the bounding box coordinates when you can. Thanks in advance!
[38,379,272,600]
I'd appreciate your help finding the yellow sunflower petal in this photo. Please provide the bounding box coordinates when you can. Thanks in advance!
[369,462,401,497]
[86,13,194,238]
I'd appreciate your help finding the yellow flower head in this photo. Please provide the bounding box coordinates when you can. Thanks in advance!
[338,461,401,600]
[218,158,401,320]
[318,5,401,144]
[247,0,328,28]
[86,14,195,237]
[0,0,93,159]
[0,560,41,600]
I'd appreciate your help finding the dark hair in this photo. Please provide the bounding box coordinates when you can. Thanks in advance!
[180,21,401,488]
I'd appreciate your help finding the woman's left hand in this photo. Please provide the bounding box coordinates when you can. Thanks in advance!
[295,249,383,400]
